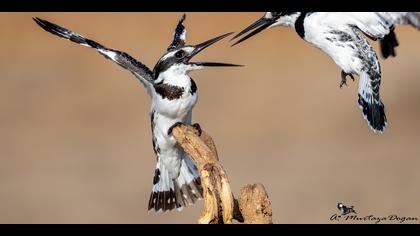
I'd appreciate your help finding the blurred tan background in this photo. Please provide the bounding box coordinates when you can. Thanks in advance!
[1,13,420,224]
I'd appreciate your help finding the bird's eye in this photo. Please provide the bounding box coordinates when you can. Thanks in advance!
[175,50,185,59]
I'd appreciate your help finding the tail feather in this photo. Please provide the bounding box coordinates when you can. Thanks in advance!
[174,157,203,207]
[148,164,177,212]
[148,157,202,213]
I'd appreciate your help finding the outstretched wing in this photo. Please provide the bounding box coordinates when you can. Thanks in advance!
[33,17,154,96]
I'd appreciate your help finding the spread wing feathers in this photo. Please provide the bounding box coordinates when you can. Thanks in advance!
[33,17,154,96]
[167,14,187,51]
[148,157,202,213]
[349,27,387,132]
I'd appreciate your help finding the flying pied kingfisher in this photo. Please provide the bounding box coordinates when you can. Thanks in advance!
[33,15,241,212]
[232,12,420,133]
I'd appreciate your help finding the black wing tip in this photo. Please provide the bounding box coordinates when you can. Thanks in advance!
[380,44,397,59]
[380,31,399,59]
[358,95,387,133]
[369,120,387,133]
[32,17,89,46]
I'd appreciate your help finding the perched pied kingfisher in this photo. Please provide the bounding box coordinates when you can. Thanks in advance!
[33,15,240,212]
[232,12,420,133]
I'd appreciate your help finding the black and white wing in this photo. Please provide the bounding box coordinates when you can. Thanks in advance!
[33,17,154,96]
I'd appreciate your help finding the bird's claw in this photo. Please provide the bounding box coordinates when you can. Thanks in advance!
[192,123,202,136]
[340,71,355,88]
[340,79,348,88]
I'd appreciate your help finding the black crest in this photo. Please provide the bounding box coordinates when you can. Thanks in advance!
[167,14,187,51]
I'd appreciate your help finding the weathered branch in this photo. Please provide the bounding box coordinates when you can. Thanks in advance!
[172,124,273,224]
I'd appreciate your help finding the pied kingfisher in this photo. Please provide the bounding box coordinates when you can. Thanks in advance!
[232,12,420,133]
[33,15,240,212]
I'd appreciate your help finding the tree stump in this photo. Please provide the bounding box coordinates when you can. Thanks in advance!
[171,124,273,224]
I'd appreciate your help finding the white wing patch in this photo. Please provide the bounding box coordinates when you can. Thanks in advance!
[98,48,117,60]
[359,72,374,106]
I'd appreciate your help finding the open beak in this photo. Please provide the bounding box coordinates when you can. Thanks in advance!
[188,32,243,67]
[231,16,274,46]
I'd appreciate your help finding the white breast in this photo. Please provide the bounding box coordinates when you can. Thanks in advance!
[152,67,198,119]
[303,13,364,74]
[150,67,197,179]
[152,109,193,179]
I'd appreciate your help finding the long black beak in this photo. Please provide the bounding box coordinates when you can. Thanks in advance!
[231,16,274,47]
[189,32,243,67]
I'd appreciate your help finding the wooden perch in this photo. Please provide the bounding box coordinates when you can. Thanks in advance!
[172,124,273,224]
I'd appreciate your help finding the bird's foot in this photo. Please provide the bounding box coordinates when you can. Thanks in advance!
[167,122,184,136]
[192,123,202,136]
[340,71,355,88]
